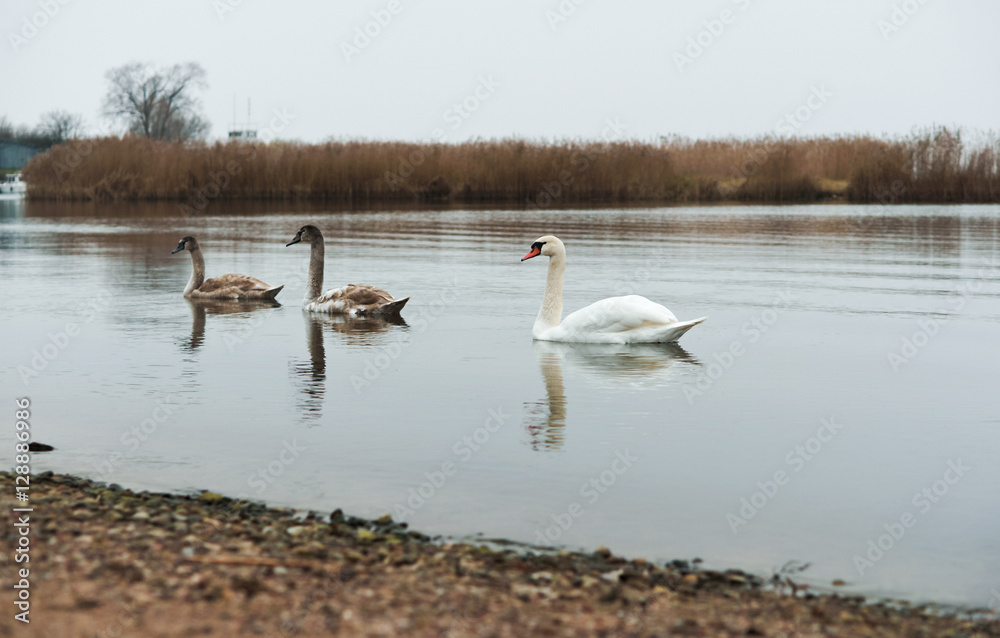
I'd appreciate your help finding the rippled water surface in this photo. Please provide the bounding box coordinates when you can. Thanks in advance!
[2,200,998,607]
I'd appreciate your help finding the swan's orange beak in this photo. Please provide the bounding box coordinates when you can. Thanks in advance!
[521,246,541,261]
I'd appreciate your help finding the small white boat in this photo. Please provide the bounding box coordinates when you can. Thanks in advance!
[0,173,26,196]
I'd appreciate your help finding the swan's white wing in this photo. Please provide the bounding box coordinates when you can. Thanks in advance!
[539,295,704,343]
[560,295,679,334]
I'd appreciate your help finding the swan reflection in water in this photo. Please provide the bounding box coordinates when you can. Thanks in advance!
[523,341,702,452]
[291,312,408,421]
[182,298,282,353]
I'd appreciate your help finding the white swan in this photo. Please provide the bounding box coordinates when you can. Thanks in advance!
[286,225,409,316]
[172,236,283,301]
[521,235,706,343]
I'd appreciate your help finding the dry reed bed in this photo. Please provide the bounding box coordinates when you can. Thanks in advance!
[22,127,1000,205]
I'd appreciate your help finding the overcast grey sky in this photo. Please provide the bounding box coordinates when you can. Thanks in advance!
[2,0,998,143]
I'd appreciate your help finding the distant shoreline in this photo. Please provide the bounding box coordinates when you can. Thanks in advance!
[21,128,1000,207]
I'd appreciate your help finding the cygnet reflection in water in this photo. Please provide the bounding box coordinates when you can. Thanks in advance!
[181,298,282,353]
[290,313,409,421]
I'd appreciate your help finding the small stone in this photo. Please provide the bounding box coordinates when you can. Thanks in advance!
[75,596,100,609]
[292,542,326,557]
[601,569,624,582]
[395,553,419,566]
[357,529,376,543]
[594,546,612,558]
[198,492,224,503]
[832,579,847,586]
[580,575,600,588]
[131,511,150,521]
[375,514,392,525]
[511,583,539,601]
[530,571,553,583]
[286,526,307,536]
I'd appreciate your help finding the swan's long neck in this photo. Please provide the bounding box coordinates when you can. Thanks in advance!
[185,245,206,296]
[535,252,565,332]
[306,236,325,303]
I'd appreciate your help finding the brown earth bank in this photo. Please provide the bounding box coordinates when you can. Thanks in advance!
[1,471,998,637]
[20,127,1000,207]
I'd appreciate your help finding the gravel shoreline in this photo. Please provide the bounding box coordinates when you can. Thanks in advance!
[2,471,997,637]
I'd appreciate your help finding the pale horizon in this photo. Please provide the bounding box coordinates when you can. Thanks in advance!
[2,0,998,144]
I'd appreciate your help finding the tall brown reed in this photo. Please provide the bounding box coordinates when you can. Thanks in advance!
[22,127,1000,205]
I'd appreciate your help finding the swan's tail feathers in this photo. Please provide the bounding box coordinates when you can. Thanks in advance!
[377,296,410,317]
[657,316,707,343]
[260,285,284,301]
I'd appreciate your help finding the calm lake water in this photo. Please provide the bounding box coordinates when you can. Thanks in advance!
[2,199,998,608]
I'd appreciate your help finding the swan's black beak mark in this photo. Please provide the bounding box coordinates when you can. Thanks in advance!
[286,232,302,247]
[521,242,544,262]
[171,241,186,254]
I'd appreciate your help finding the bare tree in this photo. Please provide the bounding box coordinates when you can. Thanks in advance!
[102,62,210,142]
[38,110,86,143]
[0,115,52,147]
